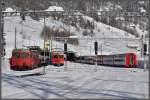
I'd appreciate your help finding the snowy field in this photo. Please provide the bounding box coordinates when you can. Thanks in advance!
[2,59,149,99]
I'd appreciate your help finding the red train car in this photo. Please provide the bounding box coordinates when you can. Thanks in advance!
[51,48,64,66]
[97,53,137,68]
[9,48,41,71]
[76,53,137,68]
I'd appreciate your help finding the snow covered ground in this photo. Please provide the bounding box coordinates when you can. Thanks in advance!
[2,12,149,99]
[2,59,149,99]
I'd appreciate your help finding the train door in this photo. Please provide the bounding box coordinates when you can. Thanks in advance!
[129,55,134,66]
[125,53,136,67]
[132,54,137,67]
[125,54,130,67]
[129,54,137,67]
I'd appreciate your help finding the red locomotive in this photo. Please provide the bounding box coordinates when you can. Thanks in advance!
[9,47,65,70]
[51,48,64,66]
[9,48,41,71]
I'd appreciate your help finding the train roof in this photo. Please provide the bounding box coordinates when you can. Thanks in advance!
[97,52,136,56]
[27,46,41,51]
[12,48,30,52]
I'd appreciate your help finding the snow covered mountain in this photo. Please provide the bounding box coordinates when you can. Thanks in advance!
[4,6,143,58]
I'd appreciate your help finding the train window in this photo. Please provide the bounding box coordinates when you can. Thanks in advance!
[119,55,125,59]
[60,55,64,58]
[114,59,124,61]
[53,55,58,58]
[12,52,20,58]
[21,53,28,58]
[40,52,44,55]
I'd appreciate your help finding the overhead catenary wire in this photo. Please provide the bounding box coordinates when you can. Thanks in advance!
[41,36,146,41]
[2,10,149,17]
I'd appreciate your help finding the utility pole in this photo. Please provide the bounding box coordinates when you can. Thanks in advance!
[0,0,2,70]
[0,0,2,59]
[15,26,17,49]
[94,41,98,72]
[21,21,24,48]
[49,29,53,64]
[101,42,102,57]
[64,40,67,71]
[0,0,5,60]
[0,0,4,98]
[28,35,31,46]
[141,34,144,58]
[43,17,46,74]
[148,0,150,70]
[143,43,147,70]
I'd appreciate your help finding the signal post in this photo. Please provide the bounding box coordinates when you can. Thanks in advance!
[64,41,67,71]
[95,41,98,72]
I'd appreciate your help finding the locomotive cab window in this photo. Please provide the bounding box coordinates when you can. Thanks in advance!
[53,55,58,58]
[60,55,64,58]
[12,52,20,58]
[21,53,28,58]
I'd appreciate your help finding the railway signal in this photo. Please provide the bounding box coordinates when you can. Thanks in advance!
[143,43,148,70]
[64,42,67,71]
[94,41,98,55]
[143,43,147,55]
[1,48,6,57]
[64,42,67,53]
[45,40,50,50]
[94,41,98,72]
[20,12,25,21]
[3,48,5,56]
[2,32,6,37]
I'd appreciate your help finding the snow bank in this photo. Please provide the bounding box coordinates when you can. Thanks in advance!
[4,7,15,12]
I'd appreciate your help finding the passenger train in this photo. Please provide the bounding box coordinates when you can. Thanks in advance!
[76,53,137,68]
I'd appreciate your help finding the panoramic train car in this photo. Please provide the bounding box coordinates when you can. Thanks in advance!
[97,53,137,68]
[76,55,96,65]
[76,53,137,68]
[76,56,86,64]
[9,48,41,71]
[84,56,96,65]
